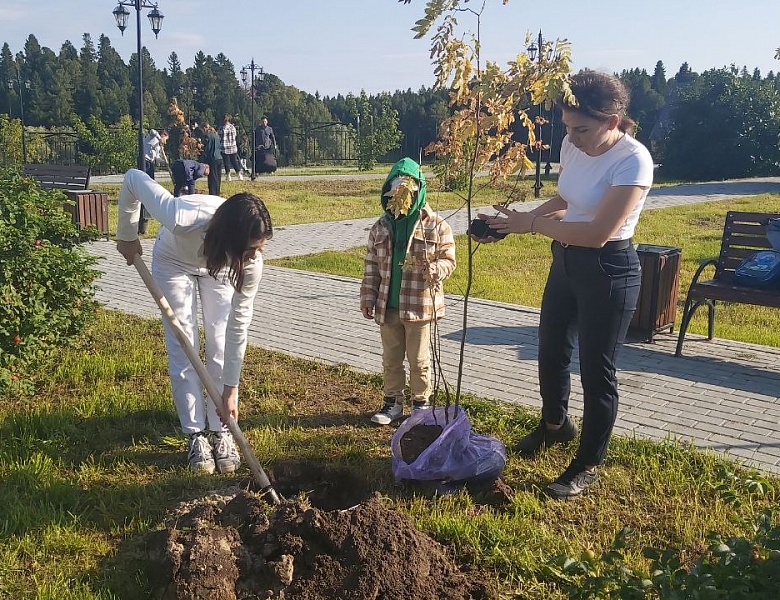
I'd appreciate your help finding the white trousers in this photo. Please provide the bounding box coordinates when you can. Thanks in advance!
[152,252,236,434]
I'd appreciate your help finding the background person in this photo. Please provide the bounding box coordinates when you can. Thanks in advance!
[171,159,210,197]
[115,169,274,474]
[200,122,222,195]
[475,70,653,499]
[361,158,456,425]
[140,128,169,234]
[219,114,243,181]
[254,116,278,174]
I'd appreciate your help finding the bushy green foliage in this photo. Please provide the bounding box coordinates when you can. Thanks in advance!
[71,114,137,174]
[0,114,23,168]
[548,504,780,598]
[348,91,403,170]
[660,68,780,180]
[0,168,100,391]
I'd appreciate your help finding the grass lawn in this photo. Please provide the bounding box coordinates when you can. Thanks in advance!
[1,310,777,598]
[269,193,780,348]
[96,172,556,236]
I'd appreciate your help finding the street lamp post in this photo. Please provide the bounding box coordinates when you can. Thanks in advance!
[545,105,555,176]
[527,29,553,198]
[240,60,264,181]
[112,0,164,171]
[8,72,30,162]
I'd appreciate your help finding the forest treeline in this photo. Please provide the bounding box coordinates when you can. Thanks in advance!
[2,32,780,179]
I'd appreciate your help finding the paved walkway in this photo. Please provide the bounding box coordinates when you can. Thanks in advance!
[89,177,780,474]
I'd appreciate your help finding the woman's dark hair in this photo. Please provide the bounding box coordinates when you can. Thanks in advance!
[557,70,636,134]
[203,193,273,292]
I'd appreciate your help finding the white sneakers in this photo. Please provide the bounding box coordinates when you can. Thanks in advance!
[371,398,404,425]
[212,430,241,474]
[188,432,215,474]
[187,430,240,474]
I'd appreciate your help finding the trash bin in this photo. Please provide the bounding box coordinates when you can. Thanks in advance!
[629,244,682,342]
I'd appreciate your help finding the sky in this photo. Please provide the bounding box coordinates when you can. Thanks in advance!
[0,0,779,97]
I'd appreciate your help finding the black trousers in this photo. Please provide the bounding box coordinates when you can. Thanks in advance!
[139,159,156,233]
[171,161,195,197]
[206,160,222,195]
[537,239,641,466]
[222,152,242,175]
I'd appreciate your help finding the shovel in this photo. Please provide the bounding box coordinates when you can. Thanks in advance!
[133,254,282,505]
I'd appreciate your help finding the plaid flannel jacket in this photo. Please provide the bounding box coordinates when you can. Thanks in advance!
[361,206,456,325]
[219,123,238,154]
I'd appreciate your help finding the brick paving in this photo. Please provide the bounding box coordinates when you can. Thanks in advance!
[89,176,780,474]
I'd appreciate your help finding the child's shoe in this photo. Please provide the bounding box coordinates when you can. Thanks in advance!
[412,399,432,411]
[371,397,403,425]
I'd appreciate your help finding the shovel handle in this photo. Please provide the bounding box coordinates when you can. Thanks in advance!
[133,254,281,504]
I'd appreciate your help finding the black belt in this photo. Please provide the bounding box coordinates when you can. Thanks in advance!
[556,238,633,251]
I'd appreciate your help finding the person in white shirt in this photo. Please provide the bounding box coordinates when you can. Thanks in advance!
[219,114,243,181]
[140,129,169,234]
[115,169,273,475]
[475,70,653,499]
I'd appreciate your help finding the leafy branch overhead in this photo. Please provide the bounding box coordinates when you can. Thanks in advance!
[408,0,573,182]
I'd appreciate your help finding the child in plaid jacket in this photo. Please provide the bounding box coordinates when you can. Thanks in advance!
[360,158,456,425]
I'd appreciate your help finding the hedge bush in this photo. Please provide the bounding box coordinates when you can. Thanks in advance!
[0,167,101,392]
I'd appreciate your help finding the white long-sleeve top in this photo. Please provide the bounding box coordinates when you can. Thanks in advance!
[117,169,262,387]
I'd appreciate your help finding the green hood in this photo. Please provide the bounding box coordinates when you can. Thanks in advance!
[381,158,427,310]
[380,157,427,217]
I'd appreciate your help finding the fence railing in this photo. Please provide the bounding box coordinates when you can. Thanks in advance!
[278,122,356,166]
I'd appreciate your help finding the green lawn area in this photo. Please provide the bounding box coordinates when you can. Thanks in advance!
[269,193,780,348]
[97,172,556,235]
[1,310,777,598]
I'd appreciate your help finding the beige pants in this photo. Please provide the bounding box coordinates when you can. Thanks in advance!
[379,309,431,403]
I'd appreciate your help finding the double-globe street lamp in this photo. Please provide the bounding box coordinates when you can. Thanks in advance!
[526,30,557,198]
[240,61,264,181]
[112,0,164,171]
[7,71,30,162]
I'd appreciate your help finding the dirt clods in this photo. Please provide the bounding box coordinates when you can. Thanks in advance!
[146,485,495,600]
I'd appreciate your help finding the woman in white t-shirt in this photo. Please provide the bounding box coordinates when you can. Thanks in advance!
[476,70,654,499]
[115,169,273,476]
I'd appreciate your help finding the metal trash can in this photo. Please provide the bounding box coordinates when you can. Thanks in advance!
[629,244,682,342]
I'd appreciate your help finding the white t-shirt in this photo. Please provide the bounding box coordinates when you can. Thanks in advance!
[557,133,654,240]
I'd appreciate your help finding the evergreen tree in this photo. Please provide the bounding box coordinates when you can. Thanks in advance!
[674,62,697,86]
[74,34,101,121]
[0,44,14,118]
[97,35,131,124]
[651,60,667,96]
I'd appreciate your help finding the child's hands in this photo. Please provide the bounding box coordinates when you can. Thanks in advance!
[362,306,374,319]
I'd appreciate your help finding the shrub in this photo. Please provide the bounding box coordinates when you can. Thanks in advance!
[72,114,137,175]
[0,167,101,392]
[547,508,780,598]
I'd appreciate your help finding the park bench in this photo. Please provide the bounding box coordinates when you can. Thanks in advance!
[22,164,109,238]
[675,210,780,356]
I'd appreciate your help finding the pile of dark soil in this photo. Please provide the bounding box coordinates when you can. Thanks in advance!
[146,487,496,600]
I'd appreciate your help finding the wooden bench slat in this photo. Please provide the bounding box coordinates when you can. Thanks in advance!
[22,164,91,191]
